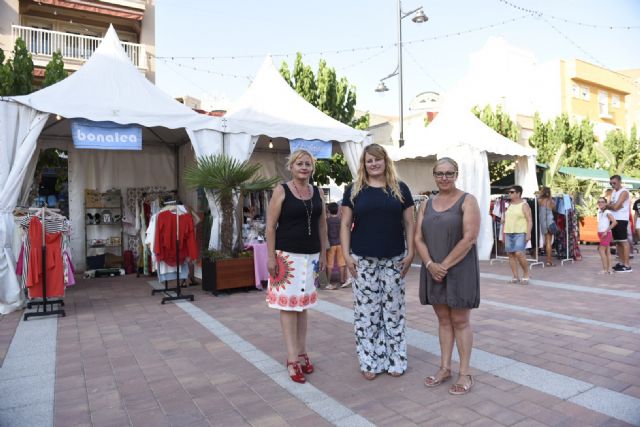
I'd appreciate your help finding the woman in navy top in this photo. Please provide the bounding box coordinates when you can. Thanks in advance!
[266,149,327,384]
[340,143,415,379]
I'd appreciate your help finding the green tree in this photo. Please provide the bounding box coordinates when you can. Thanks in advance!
[291,53,318,106]
[10,38,33,95]
[313,153,353,186]
[471,104,519,182]
[630,125,640,172]
[0,48,12,95]
[529,113,598,168]
[565,118,597,168]
[280,53,370,183]
[281,53,369,130]
[0,37,34,96]
[43,51,68,88]
[1,39,68,95]
[596,127,640,175]
[529,113,603,217]
[529,113,557,165]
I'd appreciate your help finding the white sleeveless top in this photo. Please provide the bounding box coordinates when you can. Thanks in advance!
[610,188,630,221]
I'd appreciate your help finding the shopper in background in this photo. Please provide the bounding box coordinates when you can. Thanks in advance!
[503,185,532,284]
[607,175,632,272]
[415,157,480,396]
[634,194,640,243]
[325,202,349,289]
[537,186,556,266]
[340,143,415,380]
[597,197,617,274]
[266,149,327,384]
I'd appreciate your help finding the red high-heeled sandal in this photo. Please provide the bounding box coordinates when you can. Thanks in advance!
[298,353,314,374]
[286,360,306,383]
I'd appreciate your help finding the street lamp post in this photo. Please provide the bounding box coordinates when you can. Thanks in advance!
[376,1,427,148]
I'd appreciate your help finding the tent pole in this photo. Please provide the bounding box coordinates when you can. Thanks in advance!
[175,144,179,195]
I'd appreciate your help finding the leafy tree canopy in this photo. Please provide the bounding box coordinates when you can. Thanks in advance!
[1,39,67,95]
[0,37,34,96]
[529,113,597,169]
[43,51,68,88]
[598,125,640,176]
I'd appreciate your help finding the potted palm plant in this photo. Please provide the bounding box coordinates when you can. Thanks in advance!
[184,154,279,294]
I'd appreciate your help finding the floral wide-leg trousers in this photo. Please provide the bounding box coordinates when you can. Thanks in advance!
[351,254,407,375]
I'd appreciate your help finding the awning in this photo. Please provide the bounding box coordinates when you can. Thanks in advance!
[558,166,640,189]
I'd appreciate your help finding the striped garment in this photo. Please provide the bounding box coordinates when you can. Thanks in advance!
[18,214,72,295]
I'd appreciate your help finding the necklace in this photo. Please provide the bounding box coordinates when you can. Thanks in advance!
[291,181,313,236]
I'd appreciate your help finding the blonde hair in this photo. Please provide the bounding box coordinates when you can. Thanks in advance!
[432,157,459,174]
[351,143,403,203]
[287,149,316,172]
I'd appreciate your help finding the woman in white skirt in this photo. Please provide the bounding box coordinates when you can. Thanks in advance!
[266,149,327,384]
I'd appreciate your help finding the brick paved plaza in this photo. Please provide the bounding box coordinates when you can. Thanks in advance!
[0,244,638,426]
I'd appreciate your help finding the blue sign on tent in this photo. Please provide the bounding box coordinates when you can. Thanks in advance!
[71,119,142,150]
[289,139,332,159]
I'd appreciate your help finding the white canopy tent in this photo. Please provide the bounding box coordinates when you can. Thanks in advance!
[0,32,374,314]
[223,56,371,177]
[391,104,537,260]
[196,56,371,251]
[0,26,230,314]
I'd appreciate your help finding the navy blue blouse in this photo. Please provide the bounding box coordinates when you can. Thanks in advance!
[342,182,413,258]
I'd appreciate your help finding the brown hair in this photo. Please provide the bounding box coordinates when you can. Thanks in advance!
[540,186,551,198]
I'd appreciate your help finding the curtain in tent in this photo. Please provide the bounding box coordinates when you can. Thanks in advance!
[437,147,493,260]
[187,128,223,158]
[68,143,177,271]
[515,155,538,197]
[18,147,41,207]
[340,137,369,177]
[0,102,49,314]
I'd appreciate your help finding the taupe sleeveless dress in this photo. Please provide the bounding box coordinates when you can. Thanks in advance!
[419,193,480,309]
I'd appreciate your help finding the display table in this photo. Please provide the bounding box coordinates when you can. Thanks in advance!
[246,242,269,289]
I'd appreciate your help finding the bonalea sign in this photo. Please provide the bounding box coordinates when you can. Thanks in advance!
[71,119,142,150]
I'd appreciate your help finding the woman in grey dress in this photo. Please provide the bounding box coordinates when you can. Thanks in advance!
[414,157,481,395]
[537,186,556,266]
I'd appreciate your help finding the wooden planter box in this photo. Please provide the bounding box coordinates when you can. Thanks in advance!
[579,216,599,244]
[202,256,255,295]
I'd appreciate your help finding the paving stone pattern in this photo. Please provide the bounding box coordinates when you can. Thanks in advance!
[0,244,638,426]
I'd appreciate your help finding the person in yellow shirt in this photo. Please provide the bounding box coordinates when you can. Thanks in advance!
[503,186,532,284]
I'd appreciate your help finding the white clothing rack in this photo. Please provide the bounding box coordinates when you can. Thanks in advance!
[152,204,194,304]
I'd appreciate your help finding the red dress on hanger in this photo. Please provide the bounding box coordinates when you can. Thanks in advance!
[26,216,65,298]
[154,210,198,266]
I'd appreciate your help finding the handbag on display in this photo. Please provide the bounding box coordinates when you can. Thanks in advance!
[548,222,558,234]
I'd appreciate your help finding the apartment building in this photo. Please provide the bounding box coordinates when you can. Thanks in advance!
[618,68,640,134]
[560,59,633,138]
[363,92,441,147]
[444,37,638,142]
[0,0,155,82]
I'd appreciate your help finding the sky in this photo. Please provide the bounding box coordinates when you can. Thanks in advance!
[155,0,640,116]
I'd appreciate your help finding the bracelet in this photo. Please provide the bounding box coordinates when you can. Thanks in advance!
[426,260,433,269]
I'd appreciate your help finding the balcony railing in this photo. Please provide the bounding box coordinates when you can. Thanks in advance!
[12,25,147,70]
